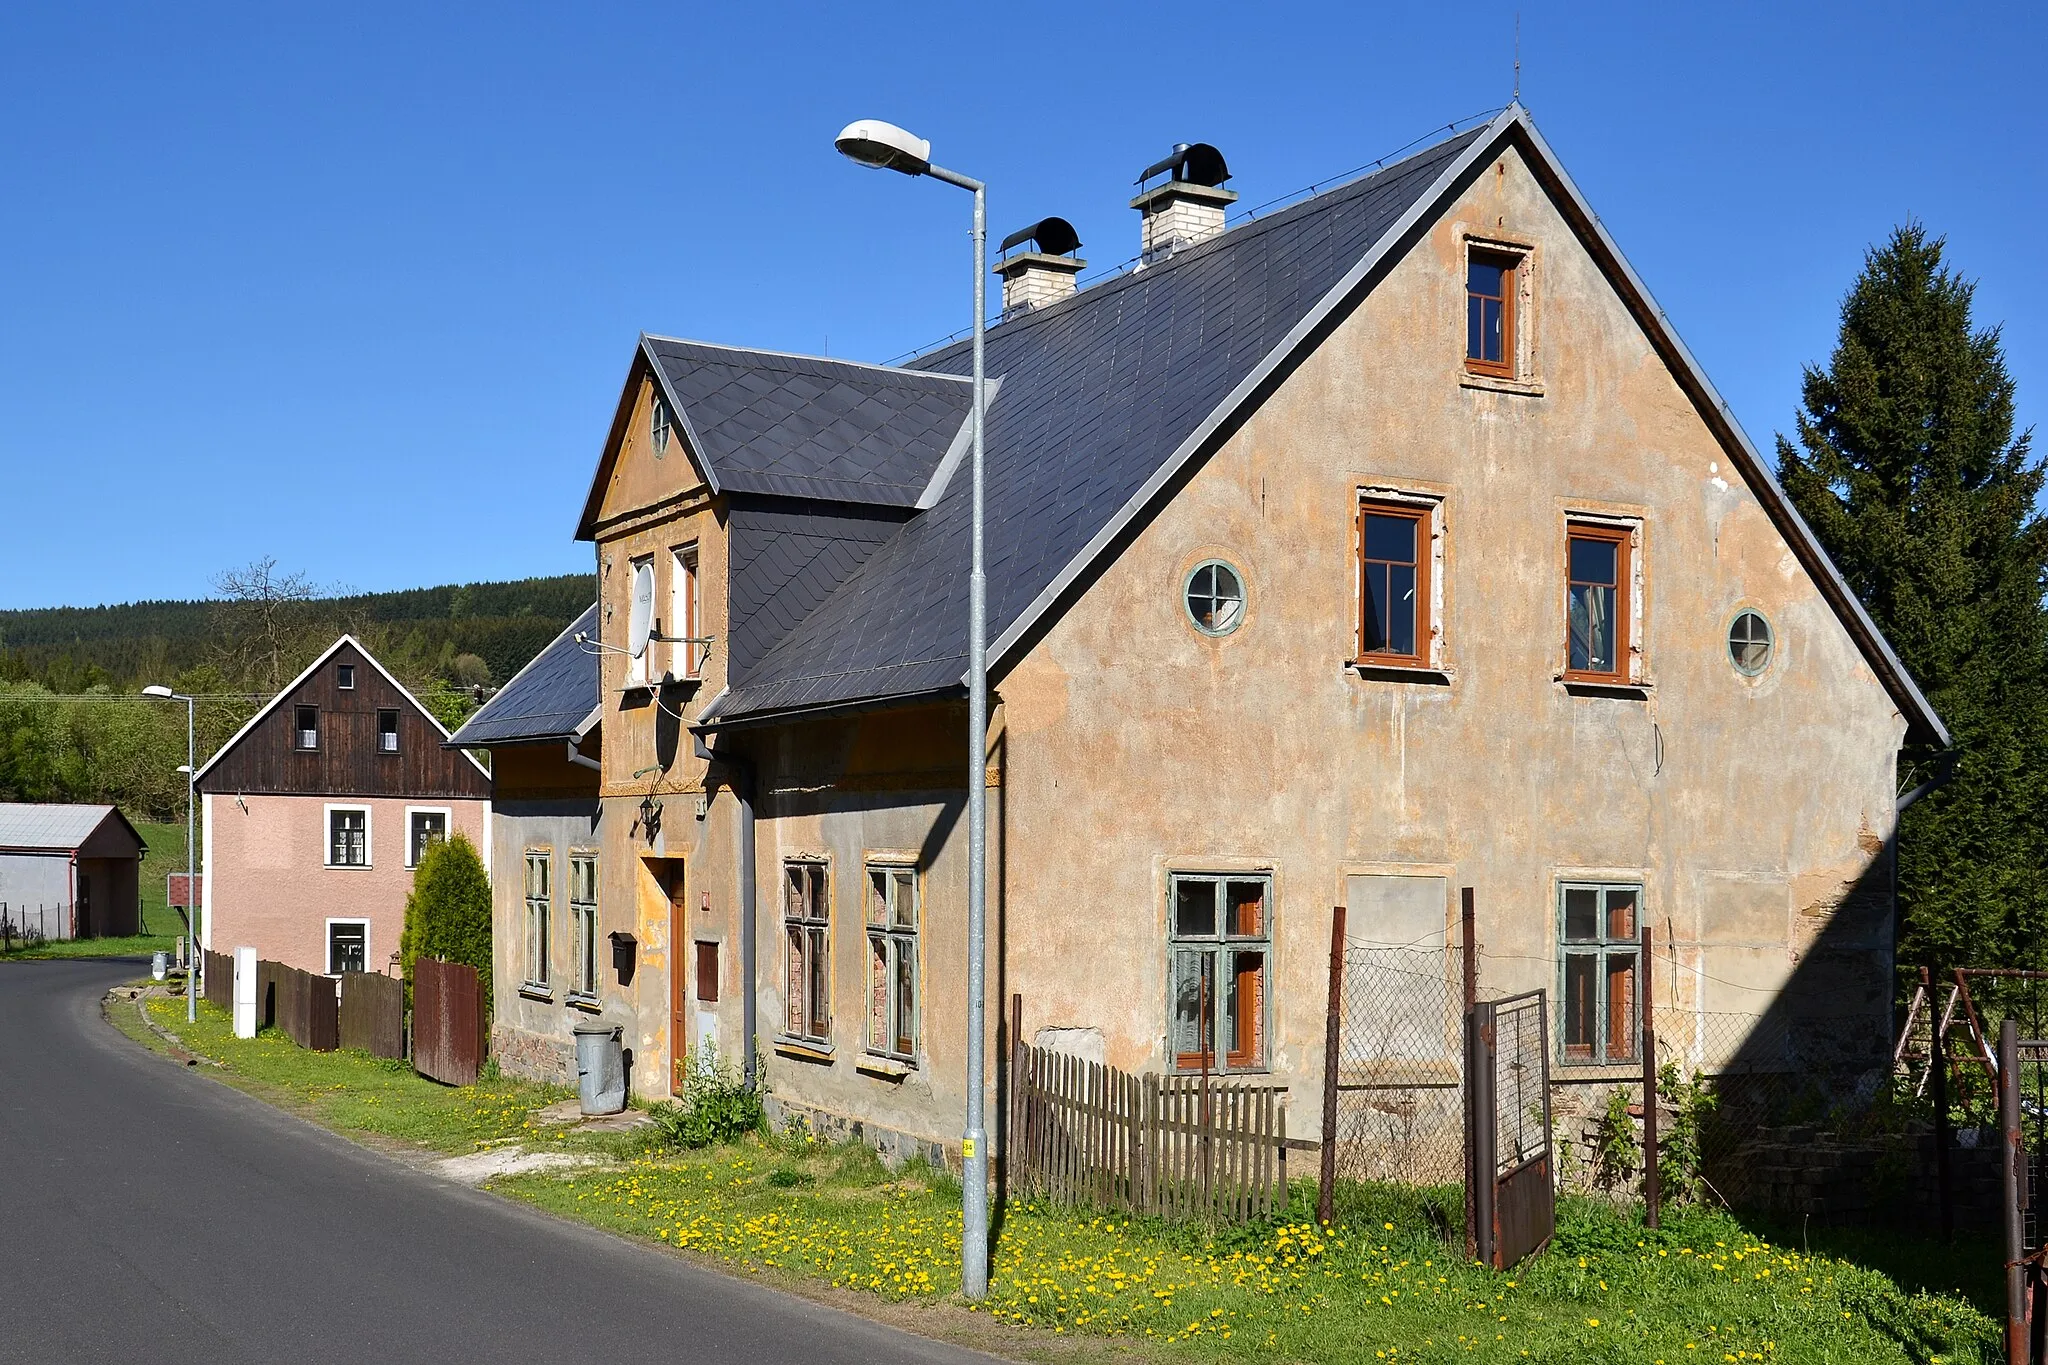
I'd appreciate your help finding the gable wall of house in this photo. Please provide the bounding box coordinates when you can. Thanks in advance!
[995,142,1904,1124]
[197,642,489,800]
[204,790,487,974]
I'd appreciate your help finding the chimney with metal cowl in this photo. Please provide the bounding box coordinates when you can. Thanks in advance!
[994,217,1085,318]
[1131,142,1235,265]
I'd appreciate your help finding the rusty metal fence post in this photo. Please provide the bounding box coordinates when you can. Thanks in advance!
[1643,924,1660,1229]
[1318,903,1347,1227]
[1467,997,1497,1269]
[1461,888,1477,1262]
[1934,976,1954,1244]
[2003,1017,2027,1365]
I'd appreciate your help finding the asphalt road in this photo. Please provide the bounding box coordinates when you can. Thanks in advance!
[0,959,992,1364]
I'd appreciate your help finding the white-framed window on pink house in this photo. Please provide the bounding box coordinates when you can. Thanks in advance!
[325,805,370,868]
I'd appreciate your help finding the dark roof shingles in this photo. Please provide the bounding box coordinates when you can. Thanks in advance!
[446,605,600,746]
[708,130,1482,721]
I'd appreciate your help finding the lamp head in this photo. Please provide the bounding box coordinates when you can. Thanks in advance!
[142,684,174,699]
[834,119,931,176]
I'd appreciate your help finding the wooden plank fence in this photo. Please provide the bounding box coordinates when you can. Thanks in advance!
[256,960,337,1051]
[413,957,484,1086]
[1010,1042,1288,1222]
[338,971,405,1059]
[203,949,233,1012]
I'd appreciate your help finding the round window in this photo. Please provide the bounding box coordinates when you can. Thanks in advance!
[1184,561,1245,636]
[1728,610,1773,676]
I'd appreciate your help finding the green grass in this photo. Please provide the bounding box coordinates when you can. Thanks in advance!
[2,931,180,960]
[131,995,2000,1363]
[140,997,572,1154]
[135,818,200,941]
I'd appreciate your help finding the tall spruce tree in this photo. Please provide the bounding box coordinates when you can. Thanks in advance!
[1777,224,2047,982]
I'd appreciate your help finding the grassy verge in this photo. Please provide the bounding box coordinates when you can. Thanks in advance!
[135,818,201,941]
[127,996,1999,1364]
[4,932,179,960]
[134,995,573,1154]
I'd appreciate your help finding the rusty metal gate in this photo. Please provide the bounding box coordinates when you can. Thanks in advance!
[1468,990,1555,1270]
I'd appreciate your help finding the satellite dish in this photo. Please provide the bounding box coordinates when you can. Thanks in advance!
[627,562,655,659]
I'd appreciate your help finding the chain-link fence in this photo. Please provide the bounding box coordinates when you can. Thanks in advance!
[1330,945,1467,1188]
[1328,934,1909,1224]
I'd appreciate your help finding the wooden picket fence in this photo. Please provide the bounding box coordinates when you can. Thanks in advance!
[258,959,338,1051]
[413,956,484,1086]
[203,949,233,1012]
[1010,1043,1289,1223]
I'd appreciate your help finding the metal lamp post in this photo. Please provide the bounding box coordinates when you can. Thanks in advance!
[834,117,992,1301]
[143,685,197,1023]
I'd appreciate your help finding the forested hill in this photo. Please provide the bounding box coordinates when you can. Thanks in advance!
[0,572,592,818]
[0,574,591,693]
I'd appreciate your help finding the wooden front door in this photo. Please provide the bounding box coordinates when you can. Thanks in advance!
[667,862,688,1095]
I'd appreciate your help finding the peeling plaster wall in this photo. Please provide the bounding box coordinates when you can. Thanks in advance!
[998,144,1904,1135]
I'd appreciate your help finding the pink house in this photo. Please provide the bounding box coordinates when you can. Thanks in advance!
[193,637,491,976]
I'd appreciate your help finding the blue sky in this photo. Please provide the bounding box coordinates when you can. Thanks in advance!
[1,1,2040,609]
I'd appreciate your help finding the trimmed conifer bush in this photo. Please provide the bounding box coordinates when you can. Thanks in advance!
[401,832,492,996]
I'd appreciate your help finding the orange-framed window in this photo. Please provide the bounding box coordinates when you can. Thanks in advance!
[1565,521,1632,682]
[1169,874,1270,1072]
[1560,884,1640,1064]
[1358,499,1432,665]
[1466,249,1518,377]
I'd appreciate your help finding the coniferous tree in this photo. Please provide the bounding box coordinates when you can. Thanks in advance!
[400,834,493,997]
[1777,224,2047,981]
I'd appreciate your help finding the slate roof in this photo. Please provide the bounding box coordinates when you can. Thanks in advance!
[0,804,138,854]
[699,125,1489,722]
[641,340,974,508]
[446,604,600,747]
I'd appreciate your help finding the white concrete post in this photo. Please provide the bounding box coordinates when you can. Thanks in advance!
[233,946,257,1038]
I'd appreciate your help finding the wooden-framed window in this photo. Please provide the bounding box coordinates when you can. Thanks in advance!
[671,543,701,678]
[1559,883,1640,1064]
[569,852,599,999]
[627,556,653,686]
[865,863,918,1063]
[327,919,368,974]
[1565,521,1632,682]
[404,807,448,868]
[651,388,673,457]
[326,806,368,867]
[1168,874,1271,1072]
[782,860,830,1044]
[1466,248,1518,377]
[1357,499,1433,665]
[336,663,355,690]
[294,705,319,751]
[377,708,400,755]
[695,941,720,1004]
[523,849,552,990]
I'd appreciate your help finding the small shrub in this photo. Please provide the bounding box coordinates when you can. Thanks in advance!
[1593,1086,1639,1189]
[400,833,492,997]
[1657,1062,1717,1204]
[649,1045,764,1149]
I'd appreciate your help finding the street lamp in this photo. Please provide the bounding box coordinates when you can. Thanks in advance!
[836,117,992,1301]
[143,684,198,1024]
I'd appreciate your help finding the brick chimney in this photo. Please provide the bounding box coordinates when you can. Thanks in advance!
[994,216,1086,319]
[1131,142,1236,265]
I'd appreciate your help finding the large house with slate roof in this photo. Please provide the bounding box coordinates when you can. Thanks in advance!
[476,105,1944,1162]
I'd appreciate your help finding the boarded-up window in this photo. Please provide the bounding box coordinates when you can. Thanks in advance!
[783,861,829,1043]
[865,864,918,1062]
[1341,875,1452,1069]
[695,940,719,1004]
[1168,874,1270,1073]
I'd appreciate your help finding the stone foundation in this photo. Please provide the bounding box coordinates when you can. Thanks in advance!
[493,1023,575,1088]
[763,1092,952,1172]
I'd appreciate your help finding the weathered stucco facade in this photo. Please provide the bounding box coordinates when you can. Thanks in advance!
[551,112,1933,1166]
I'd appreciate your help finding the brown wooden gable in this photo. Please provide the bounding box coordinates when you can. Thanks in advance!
[195,638,490,800]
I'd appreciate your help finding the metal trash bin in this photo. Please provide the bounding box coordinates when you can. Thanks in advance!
[572,1022,626,1116]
